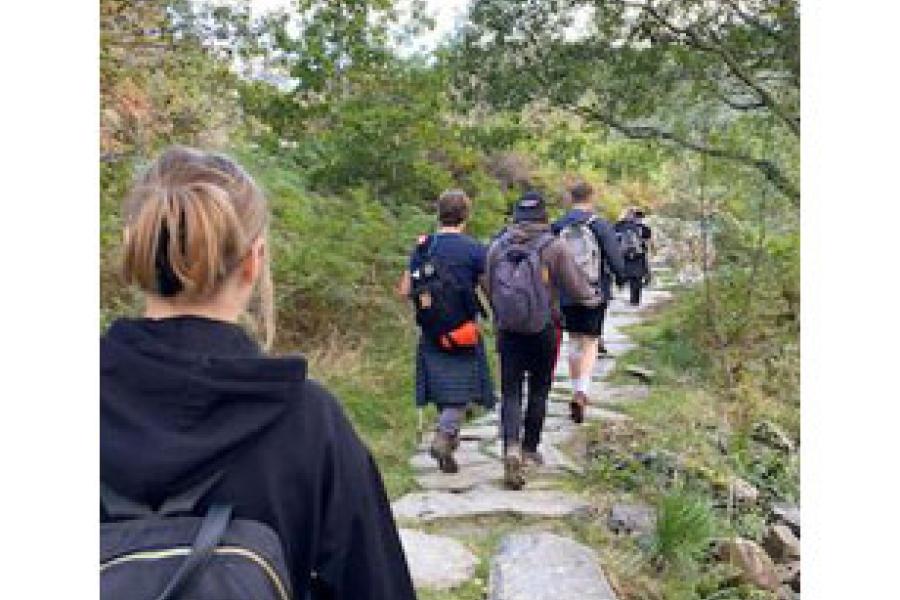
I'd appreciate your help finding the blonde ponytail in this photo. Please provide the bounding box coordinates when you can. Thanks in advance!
[122,146,275,349]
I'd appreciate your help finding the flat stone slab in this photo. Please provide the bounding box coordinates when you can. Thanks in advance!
[489,532,618,600]
[459,424,500,441]
[399,528,478,590]
[393,488,592,522]
[411,445,494,472]
[483,440,582,475]
[415,461,504,492]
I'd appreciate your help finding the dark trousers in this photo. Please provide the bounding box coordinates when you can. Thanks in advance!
[628,277,643,305]
[498,325,556,452]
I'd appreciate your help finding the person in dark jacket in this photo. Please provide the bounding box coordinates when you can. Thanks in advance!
[615,207,653,305]
[396,189,495,474]
[101,146,416,600]
[551,182,625,418]
[486,191,602,489]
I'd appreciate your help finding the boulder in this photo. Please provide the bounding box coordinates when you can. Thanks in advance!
[764,524,801,562]
[777,560,801,592]
[399,529,478,590]
[489,532,618,600]
[771,503,801,537]
[607,503,656,535]
[719,537,781,591]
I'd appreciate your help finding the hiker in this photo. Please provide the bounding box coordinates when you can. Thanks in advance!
[486,191,602,490]
[552,181,626,414]
[101,147,416,600]
[397,189,495,474]
[615,207,653,305]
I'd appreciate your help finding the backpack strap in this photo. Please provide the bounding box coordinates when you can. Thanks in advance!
[100,470,225,519]
[100,481,154,520]
[158,470,226,517]
[153,503,233,600]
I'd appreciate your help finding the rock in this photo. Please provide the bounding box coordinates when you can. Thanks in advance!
[393,488,592,522]
[608,503,655,535]
[483,440,583,475]
[771,503,801,537]
[763,524,801,562]
[399,529,478,590]
[777,585,799,600]
[410,444,493,472]
[624,365,655,382]
[458,424,500,441]
[752,421,795,453]
[489,532,618,600]
[730,477,760,505]
[415,462,504,492]
[719,538,781,591]
[776,560,801,591]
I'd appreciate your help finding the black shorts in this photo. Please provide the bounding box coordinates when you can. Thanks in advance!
[561,303,607,336]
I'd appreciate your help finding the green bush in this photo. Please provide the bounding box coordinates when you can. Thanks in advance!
[651,489,718,568]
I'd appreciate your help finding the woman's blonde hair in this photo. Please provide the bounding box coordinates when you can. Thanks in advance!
[121,146,275,349]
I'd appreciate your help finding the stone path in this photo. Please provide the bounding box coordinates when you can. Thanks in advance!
[395,279,674,596]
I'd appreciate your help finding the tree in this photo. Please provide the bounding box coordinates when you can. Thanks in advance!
[452,0,800,201]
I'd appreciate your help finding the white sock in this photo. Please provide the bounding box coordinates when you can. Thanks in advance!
[578,375,592,396]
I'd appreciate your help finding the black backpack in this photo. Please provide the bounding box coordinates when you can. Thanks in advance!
[409,235,480,351]
[618,225,645,260]
[101,472,293,600]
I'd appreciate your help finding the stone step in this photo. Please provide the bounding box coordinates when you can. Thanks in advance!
[393,488,592,522]
[482,439,583,476]
[399,528,478,591]
[488,532,618,600]
[415,462,504,492]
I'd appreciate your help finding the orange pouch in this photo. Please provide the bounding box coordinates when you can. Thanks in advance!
[440,321,480,350]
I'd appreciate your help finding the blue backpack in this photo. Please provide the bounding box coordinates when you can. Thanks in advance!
[101,472,293,600]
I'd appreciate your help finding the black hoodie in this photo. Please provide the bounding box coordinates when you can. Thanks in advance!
[100,316,416,600]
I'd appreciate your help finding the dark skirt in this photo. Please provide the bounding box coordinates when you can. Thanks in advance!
[415,336,495,409]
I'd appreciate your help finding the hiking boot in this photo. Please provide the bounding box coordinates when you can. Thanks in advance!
[522,449,544,467]
[503,444,526,490]
[570,391,588,424]
[429,431,459,474]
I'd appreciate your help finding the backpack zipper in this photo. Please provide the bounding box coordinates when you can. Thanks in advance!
[101,545,290,600]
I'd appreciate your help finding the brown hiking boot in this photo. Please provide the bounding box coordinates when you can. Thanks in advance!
[522,449,544,467]
[429,431,459,474]
[503,443,526,490]
[570,391,588,424]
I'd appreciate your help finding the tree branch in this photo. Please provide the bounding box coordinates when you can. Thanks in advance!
[609,0,800,136]
[574,104,799,201]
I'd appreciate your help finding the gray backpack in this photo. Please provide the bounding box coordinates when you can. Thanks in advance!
[560,216,601,284]
[101,472,293,600]
[489,232,555,334]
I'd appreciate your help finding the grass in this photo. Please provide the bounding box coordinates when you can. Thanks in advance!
[650,489,718,568]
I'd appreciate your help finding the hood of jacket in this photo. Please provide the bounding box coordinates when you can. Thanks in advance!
[504,222,554,244]
[100,316,307,504]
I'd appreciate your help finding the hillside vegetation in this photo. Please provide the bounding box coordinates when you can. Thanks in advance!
[100,1,800,579]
